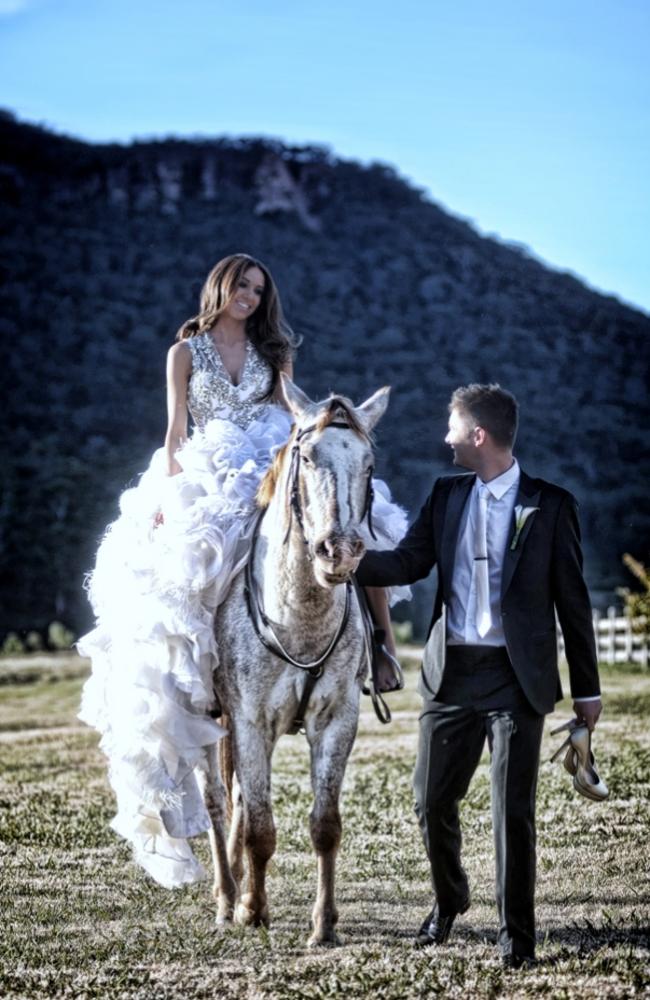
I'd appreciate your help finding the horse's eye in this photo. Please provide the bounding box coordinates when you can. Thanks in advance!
[302,454,312,466]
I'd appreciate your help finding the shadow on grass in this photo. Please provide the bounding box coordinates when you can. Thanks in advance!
[541,893,650,906]
[318,906,650,955]
[546,913,650,952]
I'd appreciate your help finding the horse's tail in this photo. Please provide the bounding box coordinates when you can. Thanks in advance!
[218,715,235,822]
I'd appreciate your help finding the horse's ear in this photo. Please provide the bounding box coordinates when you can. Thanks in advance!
[355,386,391,433]
[279,372,314,418]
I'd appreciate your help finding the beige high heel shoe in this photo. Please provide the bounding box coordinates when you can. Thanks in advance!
[550,719,609,802]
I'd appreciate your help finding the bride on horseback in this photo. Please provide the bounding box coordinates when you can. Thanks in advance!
[79,253,408,887]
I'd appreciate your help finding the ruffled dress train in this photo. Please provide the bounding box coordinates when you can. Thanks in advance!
[78,334,409,887]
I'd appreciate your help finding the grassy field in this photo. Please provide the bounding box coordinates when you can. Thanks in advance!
[1,652,649,999]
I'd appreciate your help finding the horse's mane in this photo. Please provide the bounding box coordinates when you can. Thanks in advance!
[257,441,291,508]
[314,395,368,439]
[257,396,369,508]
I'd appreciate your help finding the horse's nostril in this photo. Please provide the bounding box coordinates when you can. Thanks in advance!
[348,535,365,558]
[316,534,364,563]
[315,537,337,561]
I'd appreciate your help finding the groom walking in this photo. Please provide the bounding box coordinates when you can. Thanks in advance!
[357,383,602,968]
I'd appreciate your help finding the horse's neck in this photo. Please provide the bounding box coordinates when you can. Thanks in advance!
[255,493,343,628]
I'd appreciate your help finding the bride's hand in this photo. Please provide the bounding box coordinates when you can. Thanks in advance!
[153,510,164,528]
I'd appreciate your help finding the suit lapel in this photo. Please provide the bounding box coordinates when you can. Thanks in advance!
[501,470,541,600]
[441,475,474,602]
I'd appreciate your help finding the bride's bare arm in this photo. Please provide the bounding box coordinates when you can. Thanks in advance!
[164,342,192,476]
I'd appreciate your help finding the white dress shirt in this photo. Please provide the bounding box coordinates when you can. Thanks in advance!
[445,459,599,703]
[447,460,520,646]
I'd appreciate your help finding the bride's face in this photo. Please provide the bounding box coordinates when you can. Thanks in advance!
[224,266,266,322]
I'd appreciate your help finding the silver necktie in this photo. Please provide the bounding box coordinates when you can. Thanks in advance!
[475,484,492,638]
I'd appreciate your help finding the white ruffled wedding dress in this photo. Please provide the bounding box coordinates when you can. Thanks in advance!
[79,334,409,888]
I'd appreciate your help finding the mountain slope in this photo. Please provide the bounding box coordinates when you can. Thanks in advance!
[1,112,648,638]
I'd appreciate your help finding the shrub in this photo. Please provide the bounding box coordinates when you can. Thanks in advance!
[619,554,650,639]
[1,632,25,655]
[47,621,75,650]
[392,620,413,644]
[25,630,44,651]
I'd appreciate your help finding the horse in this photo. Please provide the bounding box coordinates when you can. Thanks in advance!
[198,374,390,947]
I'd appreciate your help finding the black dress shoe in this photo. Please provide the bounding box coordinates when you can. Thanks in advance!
[502,953,535,970]
[414,898,470,948]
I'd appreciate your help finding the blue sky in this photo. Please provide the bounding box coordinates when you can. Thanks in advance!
[1,0,648,313]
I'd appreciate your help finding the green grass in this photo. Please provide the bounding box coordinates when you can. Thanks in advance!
[0,654,649,998]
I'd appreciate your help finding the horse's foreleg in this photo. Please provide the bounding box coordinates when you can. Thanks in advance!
[198,742,238,926]
[232,725,275,928]
[308,715,357,947]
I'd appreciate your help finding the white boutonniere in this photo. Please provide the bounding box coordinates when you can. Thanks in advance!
[510,505,539,550]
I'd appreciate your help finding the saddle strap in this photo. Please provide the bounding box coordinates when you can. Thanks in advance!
[287,580,394,736]
[287,669,321,736]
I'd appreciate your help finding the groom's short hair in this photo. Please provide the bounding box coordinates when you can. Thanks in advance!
[450,384,519,448]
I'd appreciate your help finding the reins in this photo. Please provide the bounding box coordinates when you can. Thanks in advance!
[351,577,393,726]
[244,511,353,675]
[244,511,352,736]
[244,416,376,735]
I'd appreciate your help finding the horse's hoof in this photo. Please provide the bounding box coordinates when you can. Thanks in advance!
[215,914,234,930]
[235,896,270,928]
[215,889,237,926]
[308,932,342,948]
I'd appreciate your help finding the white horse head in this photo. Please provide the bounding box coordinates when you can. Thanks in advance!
[270,374,390,589]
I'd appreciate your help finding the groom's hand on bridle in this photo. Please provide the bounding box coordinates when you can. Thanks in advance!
[573,698,602,731]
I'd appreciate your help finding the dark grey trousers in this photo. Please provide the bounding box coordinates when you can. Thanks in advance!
[413,645,544,959]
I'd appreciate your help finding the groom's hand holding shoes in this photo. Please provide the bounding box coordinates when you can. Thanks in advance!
[573,698,602,731]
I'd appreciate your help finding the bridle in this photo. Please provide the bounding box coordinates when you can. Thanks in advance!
[283,420,378,550]
[243,417,378,733]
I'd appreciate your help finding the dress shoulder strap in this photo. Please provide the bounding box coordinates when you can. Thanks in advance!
[187,333,210,370]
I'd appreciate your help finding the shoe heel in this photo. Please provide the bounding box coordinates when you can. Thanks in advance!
[549,734,572,763]
[550,718,578,737]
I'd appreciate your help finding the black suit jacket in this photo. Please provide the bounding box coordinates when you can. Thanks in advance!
[357,471,600,715]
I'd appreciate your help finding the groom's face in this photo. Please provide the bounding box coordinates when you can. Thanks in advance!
[445,407,478,469]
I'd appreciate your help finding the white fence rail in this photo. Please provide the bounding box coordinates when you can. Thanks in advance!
[557,608,648,667]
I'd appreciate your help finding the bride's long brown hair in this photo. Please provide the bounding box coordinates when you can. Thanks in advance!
[176,254,300,397]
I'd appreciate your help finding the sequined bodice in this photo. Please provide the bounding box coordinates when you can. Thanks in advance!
[187,334,274,430]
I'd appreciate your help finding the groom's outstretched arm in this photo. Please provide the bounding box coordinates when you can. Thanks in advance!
[356,482,439,587]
